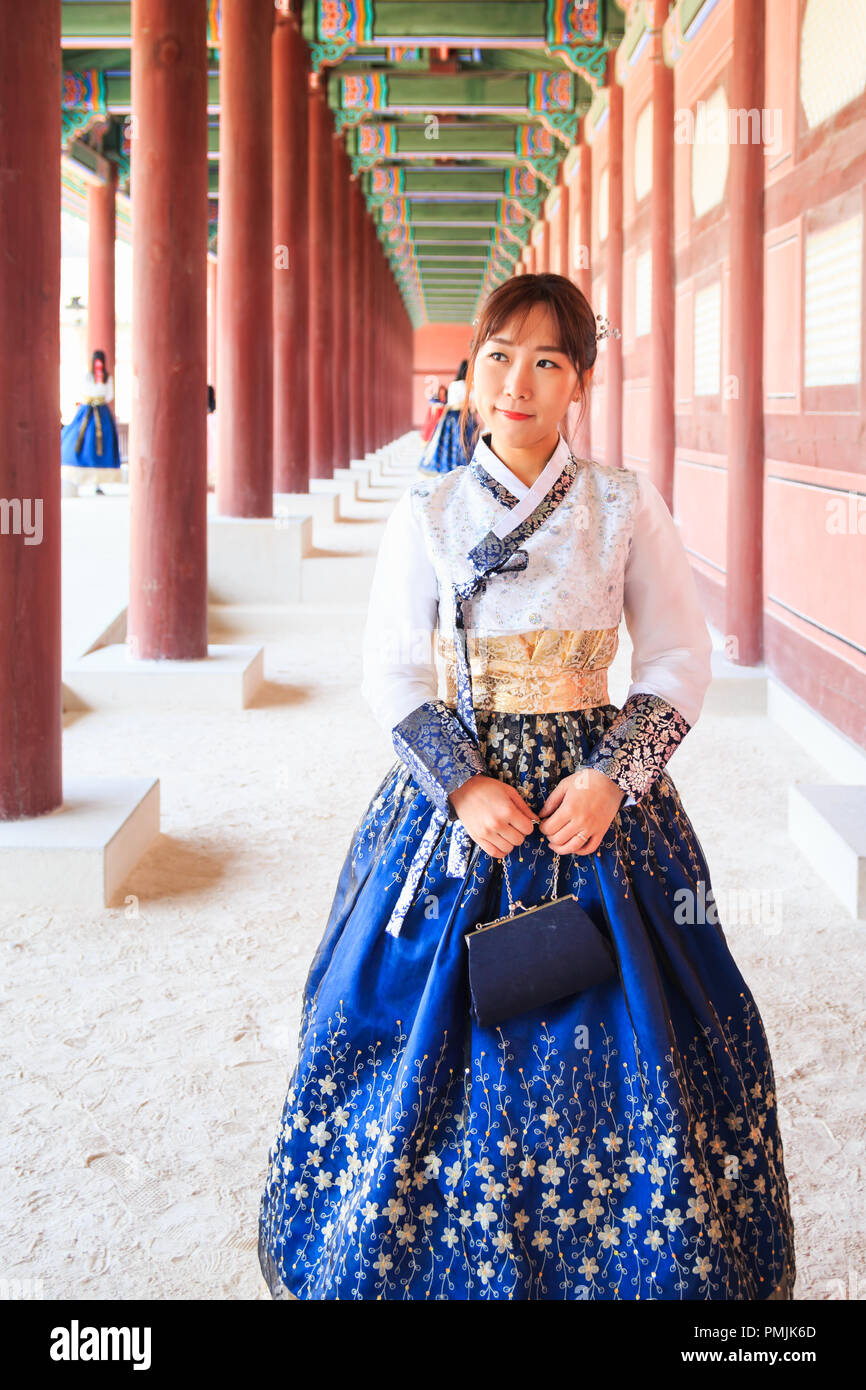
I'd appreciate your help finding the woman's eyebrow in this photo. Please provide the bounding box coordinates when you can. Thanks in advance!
[488,336,566,353]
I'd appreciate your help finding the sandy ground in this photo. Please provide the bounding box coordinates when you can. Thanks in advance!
[1,435,864,1301]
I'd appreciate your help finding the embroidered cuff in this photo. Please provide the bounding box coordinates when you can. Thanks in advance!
[583,692,691,801]
[391,699,488,820]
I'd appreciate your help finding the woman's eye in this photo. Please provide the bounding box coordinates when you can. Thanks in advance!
[489,350,556,366]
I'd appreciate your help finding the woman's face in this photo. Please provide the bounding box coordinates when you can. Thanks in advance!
[94,359,105,382]
[471,303,580,449]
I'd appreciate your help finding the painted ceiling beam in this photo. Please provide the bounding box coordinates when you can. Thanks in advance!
[302,1,621,85]
[333,71,586,147]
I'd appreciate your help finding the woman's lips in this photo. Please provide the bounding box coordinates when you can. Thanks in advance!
[497,408,533,420]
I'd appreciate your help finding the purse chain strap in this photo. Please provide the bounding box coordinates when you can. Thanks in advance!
[501,849,561,916]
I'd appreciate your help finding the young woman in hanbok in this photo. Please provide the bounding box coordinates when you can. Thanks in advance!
[60,349,122,486]
[421,385,448,444]
[418,359,478,474]
[258,273,796,1301]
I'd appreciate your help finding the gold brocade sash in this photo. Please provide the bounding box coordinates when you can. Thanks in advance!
[74,398,106,456]
[437,626,619,714]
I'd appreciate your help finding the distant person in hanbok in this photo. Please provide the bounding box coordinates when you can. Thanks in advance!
[418,358,478,474]
[206,383,217,492]
[258,272,796,1301]
[420,385,447,443]
[60,350,121,488]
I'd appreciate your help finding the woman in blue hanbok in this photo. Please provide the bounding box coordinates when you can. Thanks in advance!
[420,385,447,444]
[418,359,478,475]
[258,273,796,1301]
[60,349,121,481]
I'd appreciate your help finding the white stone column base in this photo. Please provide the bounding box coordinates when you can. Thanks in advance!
[0,775,160,909]
[62,643,265,711]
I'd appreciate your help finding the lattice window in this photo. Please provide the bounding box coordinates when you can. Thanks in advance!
[690,85,730,219]
[635,249,652,338]
[634,101,653,203]
[804,214,862,386]
[693,280,721,395]
[598,167,608,243]
[800,0,866,129]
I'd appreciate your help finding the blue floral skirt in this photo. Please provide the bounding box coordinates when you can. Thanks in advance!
[60,402,121,469]
[258,705,796,1300]
[418,407,475,474]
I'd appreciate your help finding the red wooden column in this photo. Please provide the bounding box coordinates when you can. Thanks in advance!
[370,221,378,450]
[331,132,350,468]
[398,301,405,434]
[0,0,61,819]
[574,138,593,460]
[383,265,393,440]
[348,177,365,461]
[537,221,550,274]
[404,302,410,429]
[397,289,404,433]
[378,245,388,444]
[605,63,624,470]
[273,6,309,493]
[555,172,570,278]
[87,160,117,376]
[726,0,766,665]
[575,142,592,297]
[129,0,208,659]
[370,241,379,447]
[308,71,334,476]
[216,0,273,515]
[384,251,392,439]
[648,3,675,508]
[206,257,217,387]
[526,244,537,274]
[361,212,375,453]
[391,276,400,437]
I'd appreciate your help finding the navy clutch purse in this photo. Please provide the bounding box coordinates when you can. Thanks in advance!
[465,849,617,1028]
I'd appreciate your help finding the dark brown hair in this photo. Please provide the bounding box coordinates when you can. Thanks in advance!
[458,273,598,457]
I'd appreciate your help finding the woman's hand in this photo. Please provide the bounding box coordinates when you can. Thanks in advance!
[448,774,538,859]
[537,767,625,856]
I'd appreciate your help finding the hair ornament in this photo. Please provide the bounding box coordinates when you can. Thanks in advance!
[595,313,621,342]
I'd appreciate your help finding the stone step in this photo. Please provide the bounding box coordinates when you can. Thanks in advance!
[208,602,367,641]
[701,650,768,715]
[62,642,265,712]
[300,552,378,604]
[788,783,866,919]
[0,775,160,909]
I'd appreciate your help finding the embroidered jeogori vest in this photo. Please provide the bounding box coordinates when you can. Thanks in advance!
[410,453,641,652]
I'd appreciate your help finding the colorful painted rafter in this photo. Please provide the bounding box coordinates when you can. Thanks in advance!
[358,123,398,158]
[312,0,375,71]
[61,68,107,147]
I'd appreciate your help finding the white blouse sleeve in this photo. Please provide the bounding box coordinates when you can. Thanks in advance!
[360,489,441,732]
[622,470,713,727]
[584,470,714,805]
[361,489,489,821]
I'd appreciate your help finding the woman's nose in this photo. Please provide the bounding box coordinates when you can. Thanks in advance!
[505,364,531,398]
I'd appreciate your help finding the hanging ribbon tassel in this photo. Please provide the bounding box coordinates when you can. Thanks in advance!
[384,539,530,936]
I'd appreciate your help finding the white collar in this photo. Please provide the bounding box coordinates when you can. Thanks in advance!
[472,429,572,502]
[472,430,576,539]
